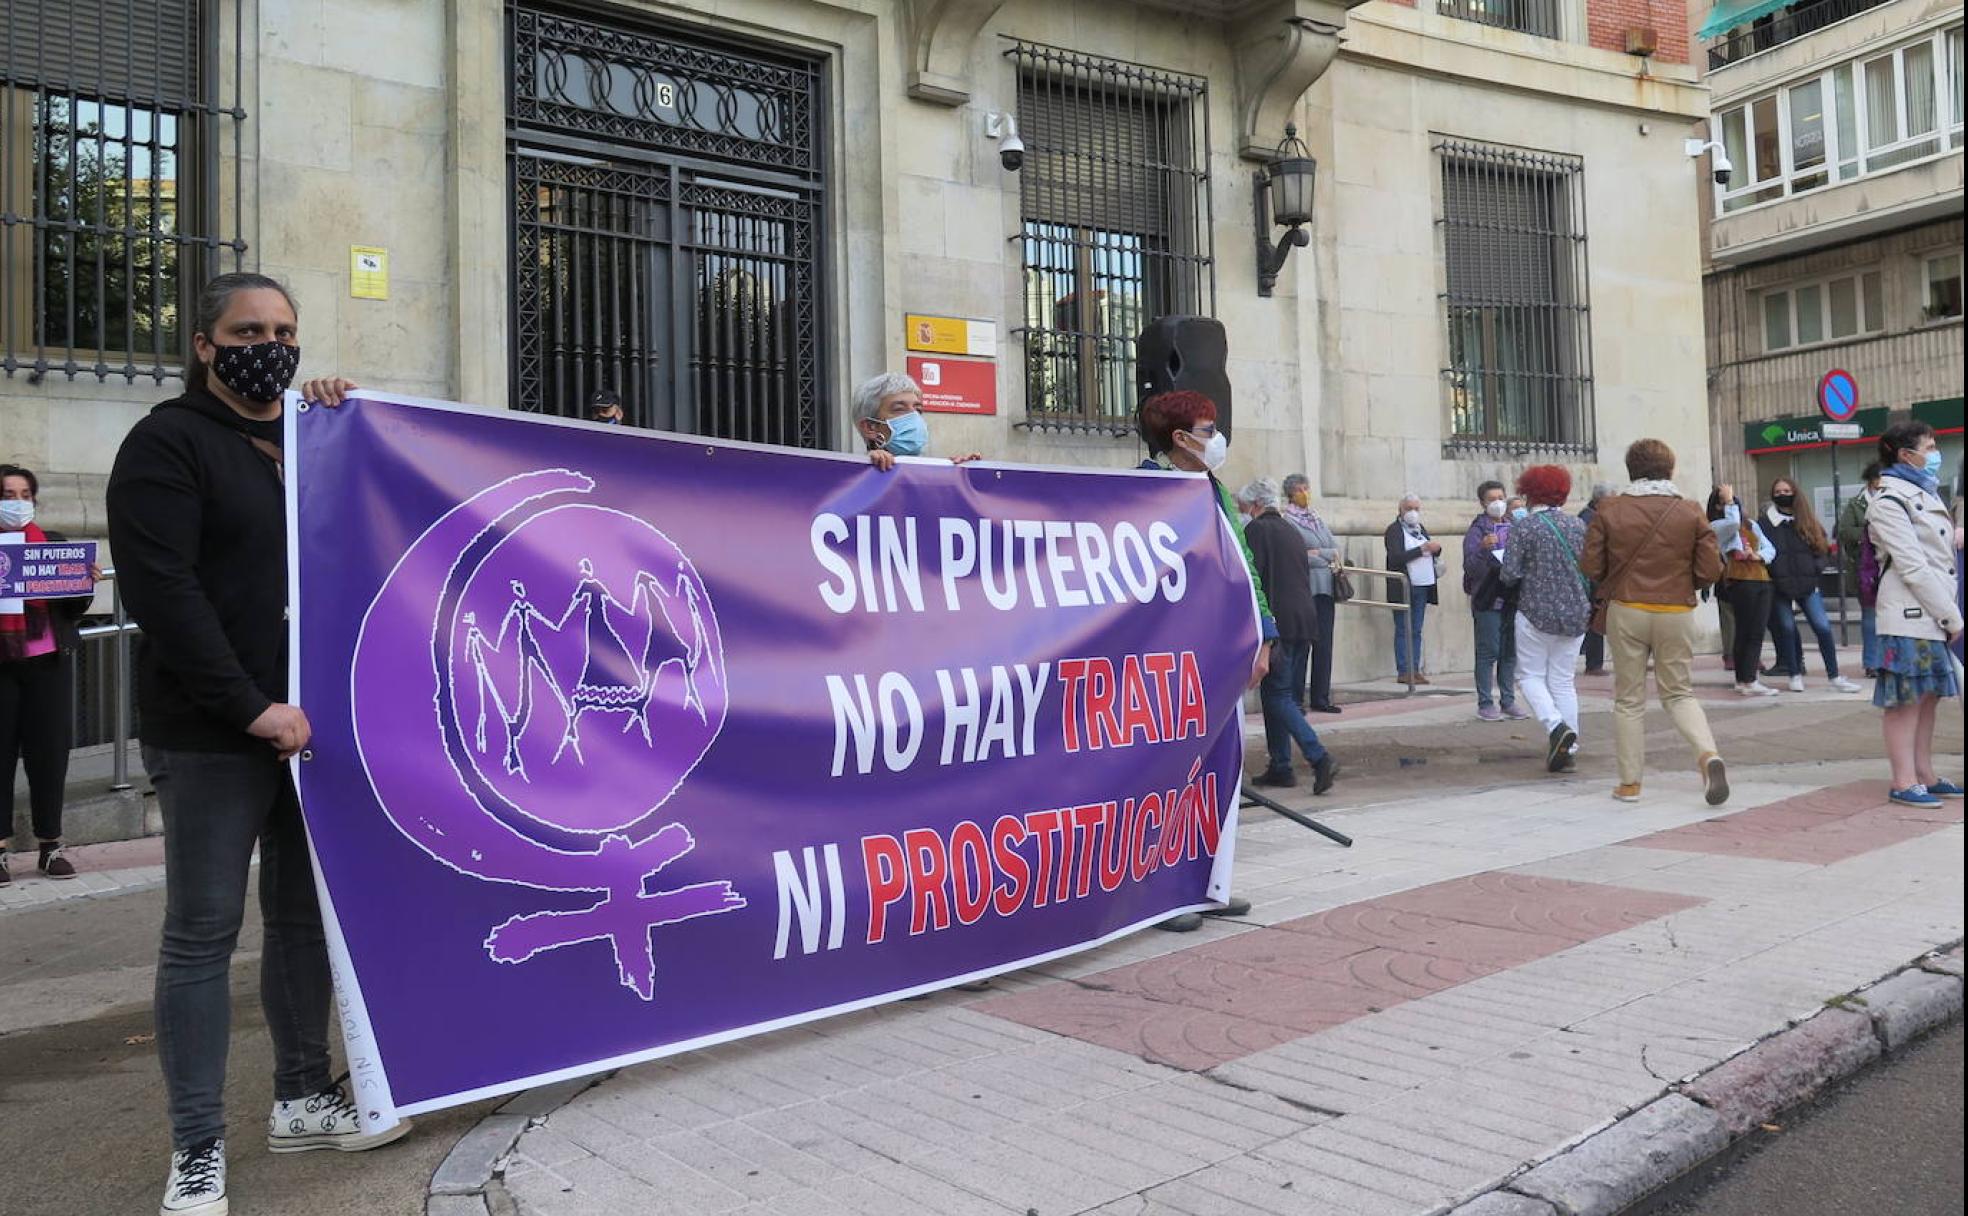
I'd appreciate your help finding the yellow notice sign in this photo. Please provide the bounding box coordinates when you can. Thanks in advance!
[905,314,996,358]
[350,246,389,300]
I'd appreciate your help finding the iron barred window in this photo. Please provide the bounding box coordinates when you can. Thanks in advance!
[1008,40,1213,435]
[1,0,245,383]
[1436,0,1563,39]
[1436,139,1594,457]
[508,5,828,448]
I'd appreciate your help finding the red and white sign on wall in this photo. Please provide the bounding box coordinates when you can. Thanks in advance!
[907,355,997,416]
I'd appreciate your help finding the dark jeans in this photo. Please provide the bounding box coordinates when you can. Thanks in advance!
[1582,629,1605,673]
[1473,608,1519,709]
[1393,586,1431,677]
[0,650,72,843]
[1292,595,1338,708]
[1768,588,1841,679]
[1724,580,1773,682]
[1261,639,1329,772]
[148,745,333,1149]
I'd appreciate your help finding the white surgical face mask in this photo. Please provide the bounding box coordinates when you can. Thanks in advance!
[1196,431,1229,471]
[1402,509,1422,528]
[1484,499,1506,519]
[0,499,33,529]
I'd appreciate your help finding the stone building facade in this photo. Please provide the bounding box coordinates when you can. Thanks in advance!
[2,0,1711,684]
[1694,0,1963,530]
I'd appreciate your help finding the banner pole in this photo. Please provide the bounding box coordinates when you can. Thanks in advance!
[1240,790,1353,847]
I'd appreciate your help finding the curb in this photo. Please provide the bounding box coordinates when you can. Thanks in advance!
[424,1077,605,1215]
[1447,943,1965,1216]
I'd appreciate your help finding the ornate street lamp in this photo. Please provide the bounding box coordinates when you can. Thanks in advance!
[1254,124,1316,298]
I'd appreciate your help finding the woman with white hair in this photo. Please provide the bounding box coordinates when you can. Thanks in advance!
[851,372,979,470]
[1238,479,1338,793]
[1383,494,1442,685]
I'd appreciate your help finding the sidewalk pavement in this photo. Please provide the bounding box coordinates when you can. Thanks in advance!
[2,652,1958,1216]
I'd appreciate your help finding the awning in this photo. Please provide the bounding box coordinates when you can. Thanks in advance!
[1698,0,1796,41]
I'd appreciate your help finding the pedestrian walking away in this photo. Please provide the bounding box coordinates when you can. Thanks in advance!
[1385,495,1441,685]
[1135,389,1267,931]
[1838,462,1886,676]
[1464,481,1526,720]
[1500,466,1591,773]
[1763,477,1862,693]
[1239,480,1339,795]
[0,465,103,885]
[1581,439,1728,806]
[1864,420,1963,808]
[1578,482,1615,675]
[105,272,411,1216]
[1709,485,1781,697]
[1281,473,1342,714]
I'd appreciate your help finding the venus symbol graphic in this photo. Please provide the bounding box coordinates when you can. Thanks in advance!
[350,469,744,1000]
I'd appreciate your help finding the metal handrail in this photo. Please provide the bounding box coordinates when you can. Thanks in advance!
[1705,0,1892,68]
[73,566,137,792]
[1332,563,1423,696]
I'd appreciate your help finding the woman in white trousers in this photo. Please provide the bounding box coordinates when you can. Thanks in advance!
[1501,466,1594,773]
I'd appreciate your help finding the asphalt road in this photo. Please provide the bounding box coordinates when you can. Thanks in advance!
[1636,1020,1965,1216]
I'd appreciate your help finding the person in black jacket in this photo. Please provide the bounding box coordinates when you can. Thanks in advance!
[1761,477,1861,694]
[107,272,407,1216]
[1238,480,1338,793]
[1384,494,1442,684]
[0,465,102,883]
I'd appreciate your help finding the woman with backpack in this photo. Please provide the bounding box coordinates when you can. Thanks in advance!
[1500,465,1591,773]
[1866,421,1963,807]
[1836,463,1884,676]
[1762,477,1861,693]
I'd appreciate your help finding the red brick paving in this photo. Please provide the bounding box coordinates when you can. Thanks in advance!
[1626,779,1963,864]
[975,875,1701,1071]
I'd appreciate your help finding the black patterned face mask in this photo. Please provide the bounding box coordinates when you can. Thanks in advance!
[210,339,301,404]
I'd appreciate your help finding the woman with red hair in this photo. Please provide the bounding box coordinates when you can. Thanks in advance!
[1501,465,1594,773]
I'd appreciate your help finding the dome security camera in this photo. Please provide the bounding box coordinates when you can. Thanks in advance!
[986,113,1025,173]
[1685,136,1732,187]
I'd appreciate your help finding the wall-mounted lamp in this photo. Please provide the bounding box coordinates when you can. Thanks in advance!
[1254,124,1316,298]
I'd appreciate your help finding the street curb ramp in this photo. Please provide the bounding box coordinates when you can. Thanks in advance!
[1447,945,1965,1216]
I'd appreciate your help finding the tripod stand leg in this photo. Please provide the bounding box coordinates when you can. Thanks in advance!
[1240,791,1353,847]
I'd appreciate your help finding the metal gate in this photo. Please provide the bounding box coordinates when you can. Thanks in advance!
[506,4,827,447]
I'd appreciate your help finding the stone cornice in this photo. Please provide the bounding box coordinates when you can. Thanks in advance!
[904,0,1010,106]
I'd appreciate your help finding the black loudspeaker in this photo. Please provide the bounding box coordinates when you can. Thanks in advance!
[1135,315,1232,447]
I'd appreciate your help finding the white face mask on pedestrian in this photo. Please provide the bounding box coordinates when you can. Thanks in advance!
[1484,499,1506,519]
[0,500,33,530]
[1402,509,1423,528]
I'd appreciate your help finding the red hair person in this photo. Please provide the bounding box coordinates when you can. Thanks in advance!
[1499,465,1593,774]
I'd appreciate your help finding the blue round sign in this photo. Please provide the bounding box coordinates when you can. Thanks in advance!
[1818,369,1859,423]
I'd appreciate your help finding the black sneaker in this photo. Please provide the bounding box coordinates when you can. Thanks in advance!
[1546,724,1578,773]
[162,1137,226,1215]
[0,850,11,887]
[1200,896,1252,919]
[1155,913,1204,933]
[1312,755,1339,795]
[1311,704,1343,714]
[38,843,77,879]
[1251,768,1296,788]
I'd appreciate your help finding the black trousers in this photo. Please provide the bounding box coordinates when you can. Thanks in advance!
[0,650,74,843]
[1295,595,1338,708]
[1724,580,1774,684]
[1582,629,1605,672]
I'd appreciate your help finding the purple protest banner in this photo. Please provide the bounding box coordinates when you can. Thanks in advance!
[287,393,1257,1126]
[0,540,98,599]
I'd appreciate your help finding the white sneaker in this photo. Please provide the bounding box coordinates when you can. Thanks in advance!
[1788,675,1806,693]
[1830,676,1862,693]
[161,1139,226,1216]
[1740,681,1781,697]
[268,1082,411,1154]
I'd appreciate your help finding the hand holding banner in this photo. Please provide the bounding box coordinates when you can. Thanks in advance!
[288,394,1256,1126]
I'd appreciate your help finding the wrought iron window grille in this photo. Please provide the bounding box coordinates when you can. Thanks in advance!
[1005,39,1215,437]
[1436,0,1565,40]
[507,4,828,448]
[1435,138,1595,459]
[1,0,246,385]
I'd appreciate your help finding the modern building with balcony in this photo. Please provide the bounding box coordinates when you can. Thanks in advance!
[1694,0,1963,519]
[3,0,1712,730]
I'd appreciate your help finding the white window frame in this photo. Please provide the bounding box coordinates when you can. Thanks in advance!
[1760,270,1885,353]
[1924,250,1964,323]
[1713,24,1964,216]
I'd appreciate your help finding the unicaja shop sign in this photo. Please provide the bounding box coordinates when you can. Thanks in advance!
[1744,407,1887,455]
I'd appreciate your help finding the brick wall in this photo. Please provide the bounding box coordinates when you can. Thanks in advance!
[1589,0,1690,63]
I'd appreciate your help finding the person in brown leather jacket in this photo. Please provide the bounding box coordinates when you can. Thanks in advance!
[1580,438,1728,807]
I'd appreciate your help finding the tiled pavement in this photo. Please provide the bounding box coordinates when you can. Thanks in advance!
[494,755,1964,1216]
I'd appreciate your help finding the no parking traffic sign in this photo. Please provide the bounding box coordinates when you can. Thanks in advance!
[1818,369,1860,423]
